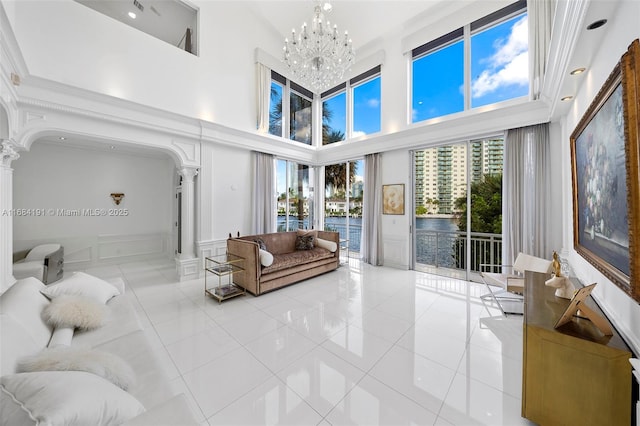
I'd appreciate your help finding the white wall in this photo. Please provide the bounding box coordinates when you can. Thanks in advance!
[381,150,411,269]
[207,143,253,240]
[559,0,640,353]
[13,142,175,267]
[5,0,283,132]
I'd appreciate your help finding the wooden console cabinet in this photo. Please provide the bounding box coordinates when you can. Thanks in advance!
[522,271,632,425]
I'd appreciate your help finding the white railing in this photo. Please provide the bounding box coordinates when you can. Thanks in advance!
[415,229,502,273]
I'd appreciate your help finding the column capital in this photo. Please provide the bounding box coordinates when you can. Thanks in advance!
[1,139,20,167]
[178,167,199,183]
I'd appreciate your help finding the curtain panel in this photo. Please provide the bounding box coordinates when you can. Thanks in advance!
[361,153,383,265]
[252,152,275,234]
[503,123,552,264]
[529,0,556,99]
[256,63,271,133]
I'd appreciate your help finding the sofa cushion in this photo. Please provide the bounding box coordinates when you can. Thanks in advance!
[41,272,120,304]
[71,294,143,349]
[0,371,145,426]
[262,247,332,274]
[17,346,136,391]
[0,277,53,374]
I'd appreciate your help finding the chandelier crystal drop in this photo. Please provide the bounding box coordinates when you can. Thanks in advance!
[283,2,355,94]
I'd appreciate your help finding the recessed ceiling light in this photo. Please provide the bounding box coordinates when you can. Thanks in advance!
[128,11,137,19]
[59,137,66,141]
[110,145,116,149]
[570,67,586,75]
[561,96,573,102]
[586,19,607,30]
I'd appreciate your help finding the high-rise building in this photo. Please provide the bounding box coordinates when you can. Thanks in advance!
[414,138,504,215]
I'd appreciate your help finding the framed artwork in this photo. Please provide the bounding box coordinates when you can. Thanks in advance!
[382,184,405,215]
[570,39,640,303]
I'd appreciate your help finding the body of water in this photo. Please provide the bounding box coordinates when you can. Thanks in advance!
[278,216,459,254]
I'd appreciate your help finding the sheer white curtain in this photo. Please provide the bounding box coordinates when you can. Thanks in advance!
[361,153,383,265]
[529,0,556,99]
[253,152,275,234]
[256,63,271,133]
[503,123,552,264]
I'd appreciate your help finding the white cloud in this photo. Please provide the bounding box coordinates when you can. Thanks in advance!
[367,98,380,108]
[352,130,367,139]
[472,15,528,99]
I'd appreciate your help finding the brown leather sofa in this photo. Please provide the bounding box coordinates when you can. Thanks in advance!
[226,230,340,295]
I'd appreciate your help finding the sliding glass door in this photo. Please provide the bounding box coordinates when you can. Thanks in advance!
[413,137,503,281]
[277,159,314,231]
[324,159,364,260]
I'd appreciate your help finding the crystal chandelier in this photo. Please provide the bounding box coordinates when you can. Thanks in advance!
[283,2,355,94]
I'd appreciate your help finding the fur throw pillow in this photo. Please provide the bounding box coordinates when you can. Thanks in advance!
[295,235,315,250]
[42,295,107,331]
[17,346,136,391]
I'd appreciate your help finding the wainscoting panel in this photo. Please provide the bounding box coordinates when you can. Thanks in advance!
[383,234,409,270]
[14,232,173,271]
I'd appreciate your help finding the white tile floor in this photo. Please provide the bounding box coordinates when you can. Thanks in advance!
[81,258,535,426]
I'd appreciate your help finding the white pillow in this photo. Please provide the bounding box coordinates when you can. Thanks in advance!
[17,347,136,391]
[41,272,120,304]
[0,371,145,426]
[259,249,274,267]
[48,326,74,348]
[42,295,106,330]
[315,237,338,253]
[24,244,61,261]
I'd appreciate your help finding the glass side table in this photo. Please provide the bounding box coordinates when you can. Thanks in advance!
[204,253,245,303]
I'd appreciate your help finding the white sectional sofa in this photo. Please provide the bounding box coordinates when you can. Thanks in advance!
[0,274,198,425]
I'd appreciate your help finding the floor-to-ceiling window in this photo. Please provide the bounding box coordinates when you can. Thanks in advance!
[413,137,503,281]
[277,159,314,231]
[324,159,364,259]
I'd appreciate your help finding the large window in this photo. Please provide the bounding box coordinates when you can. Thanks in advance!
[322,66,381,145]
[277,159,314,231]
[412,31,464,122]
[471,11,529,107]
[412,1,527,123]
[269,72,314,145]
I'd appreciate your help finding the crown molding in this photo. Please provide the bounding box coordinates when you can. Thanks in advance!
[541,0,590,118]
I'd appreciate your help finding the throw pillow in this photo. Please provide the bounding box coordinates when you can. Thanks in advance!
[41,271,120,304]
[17,346,136,391]
[42,295,106,331]
[259,249,274,267]
[295,235,315,250]
[0,371,145,426]
[254,238,267,251]
[296,229,318,238]
[315,237,338,253]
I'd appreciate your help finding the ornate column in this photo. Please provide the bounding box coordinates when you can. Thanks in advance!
[175,167,199,280]
[1,140,19,292]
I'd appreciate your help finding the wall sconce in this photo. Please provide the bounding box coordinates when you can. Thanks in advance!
[110,193,125,205]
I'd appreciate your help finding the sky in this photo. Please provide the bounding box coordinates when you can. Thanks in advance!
[412,13,529,122]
